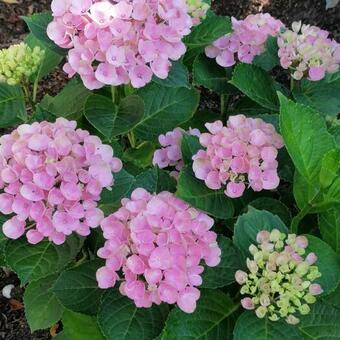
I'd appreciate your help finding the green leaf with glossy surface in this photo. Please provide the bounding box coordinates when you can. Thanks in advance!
[319,208,340,254]
[162,290,239,340]
[134,84,199,140]
[233,207,288,257]
[63,310,104,340]
[233,311,302,340]
[202,236,245,288]
[177,166,234,219]
[230,64,279,111]
[5,235,83,285]
[319,148,340,189]
[323,283,340,309]
[279,94,335,184]
[24,274,64,332]
[181,133,201,165]
[153,61,190,88]
[54,260,104,315]
[98,289,168,340]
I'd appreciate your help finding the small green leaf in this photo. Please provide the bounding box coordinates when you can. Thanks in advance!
[24,274,64,332]
[62,310,105,340]
[181,133,201,165]
[5,235,83,285]
[53,260,104,315]
[230,64,279,111]
[253,36,279,71]
[176,166,234,219]
[202,236,245,288]
[123,142,155,169]
[279,94,335,184]
[98,289,168,340]
[305,234,340,295]
[233,311,302,340]
[319,149,340,189]
[180,110,221,131]
[233,207,288,258]
[134,84,199,141]
[153,61,190,88]
[162,290,239,340]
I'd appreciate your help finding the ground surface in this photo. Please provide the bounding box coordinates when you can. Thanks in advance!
[0,0,339,339]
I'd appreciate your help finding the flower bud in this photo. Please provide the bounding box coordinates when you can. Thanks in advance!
[246,259,258,273]
[306,252,317,265]
[309,283,323,296]
[259,294,271,307]
[255,306,267,318]
[299,304,311,315]
[295,235,308,249]
[256,230,271,244]
[270,229,281,242]
[296,262,309,276]
[235,270,248,285]
[249,244,258,255]
[286,314,300,325]
[241,297,255,310]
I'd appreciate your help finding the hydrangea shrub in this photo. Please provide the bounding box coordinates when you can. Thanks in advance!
[0,1,339,339]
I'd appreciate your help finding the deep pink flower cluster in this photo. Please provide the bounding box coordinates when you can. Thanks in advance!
[278,21,340,81]
[205,13,284,67]
[47,0,193,90]
[192,115,284,198]
[96,188,221,313]
[0,118,122,244]
[153,127,200,178]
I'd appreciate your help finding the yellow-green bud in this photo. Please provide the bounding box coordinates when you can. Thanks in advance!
[299,304,311,315]
[255,306,267,318]
[286,314,300,325]
[270,229,281,242]
[304,294,316,304]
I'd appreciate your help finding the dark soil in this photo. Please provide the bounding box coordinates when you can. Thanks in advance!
[0,0,339,339]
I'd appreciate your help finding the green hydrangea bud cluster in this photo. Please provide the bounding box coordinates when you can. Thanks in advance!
[186,0,210,25]
[0,43,44,86]
[235,229,323,325]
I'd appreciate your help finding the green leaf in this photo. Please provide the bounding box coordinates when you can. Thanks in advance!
[305,235,340,295]
[248,198,292,226]
[54,331,68,340]
[253,36,279,71]
[162,290,239,340]
[319,149,340,189]
[298,301,340,339]
[193,54,235,94]
[84,94,116,139]
[230,64,279,111]
[329,125,340,147]
[293,172,319,210]
[62,310,104,340]
[25,33,62,80]
[323,283,340,309]
[202,236,245,288]
[53,260,104,315]
[24,274,64,332]
[180,110,221,132]
[98,289,168,340]
[153,61,190,88]
[233,207,288,257]
[112,95,144,137]
[5,235,83,285]
[293,73,340,117]
[22,12,65,55]
[320,211,340,254]
[279,94,335,184]
[134,84,199,140]
[123,142,155,169]
[176,166,234,219]
[184,15,232,66]
[181,133,201,165]
[0,215,9,266]
[233,97,270,116]
[233,311,302,340]
[0,83,26,127]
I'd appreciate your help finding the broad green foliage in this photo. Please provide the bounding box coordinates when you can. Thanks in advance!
[253,36,280,71]
[319,208,340,254]
[153,61,190,88]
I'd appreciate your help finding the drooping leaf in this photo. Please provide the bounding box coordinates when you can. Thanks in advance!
[5,235,83,285]
[98,289,168,340]
[53,260,104,315]
[153,61,190,88]
[24,274,64,332]
[134,84,199,140]
[162,290,239,340]
[176,166,234,219]
[230,64,279,111]
[233,207,288,258]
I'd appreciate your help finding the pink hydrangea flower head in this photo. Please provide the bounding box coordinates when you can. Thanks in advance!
[0,118,122,244]
[192,115,284,198]
[47,0,194,89]
[278,21,340,81]
[205,13,284,67]
[96,189,221,313]
[153,127,200,178]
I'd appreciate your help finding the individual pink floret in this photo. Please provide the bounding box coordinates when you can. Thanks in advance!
[192,115,284,198]
[96,188,221,313]
[278,21,340,81]
[205,13,284,67]
[0,118,122,244]
[153,127,200,178]
[47,0,194,90]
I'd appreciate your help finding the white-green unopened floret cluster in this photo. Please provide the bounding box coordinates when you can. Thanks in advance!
[186,0,210,25]
[235,229,323,325]
[0,43,44,86]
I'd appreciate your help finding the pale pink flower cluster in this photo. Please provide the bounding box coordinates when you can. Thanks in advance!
[192,115,284,198]
[278,21,340,81]
[205,13,284,67]
[96,188,221,313]
[153,127,200,178]
[0,118,122,244]
[47,0,193,90]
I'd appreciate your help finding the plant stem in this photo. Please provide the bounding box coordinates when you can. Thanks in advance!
[111,86,116,104]
[290,77,295,92]
[128,131,136,148]
[32,78,39,104]
[221,94,229,123]
[290,205,311,234]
